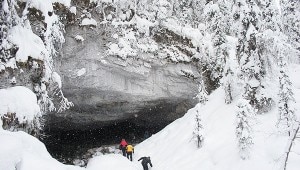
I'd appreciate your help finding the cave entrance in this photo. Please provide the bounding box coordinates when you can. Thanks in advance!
[42,120,169,164]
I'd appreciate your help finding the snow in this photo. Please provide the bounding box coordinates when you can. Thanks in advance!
[1,0,300,169]
[246,23,257,40]
[248,77,260,88]
[75,35,84,42]
[20,0,53,16]
[161,18,203,47]
[112,34,118,39]
[8,24,48,62]
[0,130,83,170]
[52,0,71,7]
[81,18,97,26]
[135,15,156,36]
[69,6,77,15]
[2,0,9,12]
[0,63,5,71]
[108,36,137,59]
[19,0,71,16]
[52,72,62,88]
[86,154,138,170]
[5,58,17,69]
[90,0,113,4]
[133,87,299,170]
[77,68,86,77]
[10,77,16,84]
[1,68,300,170]
[0,86,41,124]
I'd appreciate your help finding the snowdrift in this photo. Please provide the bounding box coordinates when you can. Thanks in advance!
[0,86,41,125]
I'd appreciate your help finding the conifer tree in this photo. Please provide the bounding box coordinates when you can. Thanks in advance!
[281,0,300,53]
[222,58,235,104]
[193,109,204,148]
[232,0,269,112]
[203,1,227,82]
[193,80,207,148]
[193,81,208,148]
[195,80,208,104]
[277,54,297,136]
[236,98,255,159]
[201,0,232,95]
[0,0,19,65]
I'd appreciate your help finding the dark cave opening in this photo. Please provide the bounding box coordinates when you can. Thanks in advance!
[42,120,169,164]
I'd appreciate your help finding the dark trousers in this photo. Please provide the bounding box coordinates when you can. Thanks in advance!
[121,147,126,156]
[142,163,149,170]
[127,152,133,161]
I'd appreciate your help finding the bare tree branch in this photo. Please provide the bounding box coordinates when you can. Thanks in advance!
[283,123,300,170]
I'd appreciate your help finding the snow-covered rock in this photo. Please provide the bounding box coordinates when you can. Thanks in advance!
[51,18,199,130]
[0,86,40,124]
[80,18,97,26]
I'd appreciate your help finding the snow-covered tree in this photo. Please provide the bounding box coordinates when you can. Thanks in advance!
[222,58,235,104]
[193,109,204,148]
[192,80,207,148]
[236,98,255,159]
[260,0,282,32]
[281,0,300,55]
[151,0,173,22]
[277,54,297,136]
[203,1,227,82]
[202,0,232,97]
[0,0,19,67]
[195,80,208,104]
[255,0,298,127]
[232,0,272,113]
[173,0,203,26]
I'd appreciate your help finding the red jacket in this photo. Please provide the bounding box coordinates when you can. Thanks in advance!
[120,139,128,148]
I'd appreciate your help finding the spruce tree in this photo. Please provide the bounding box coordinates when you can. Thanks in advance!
[201,0,232,96]
[277,55,297,136]
[236,98,255,159]
[0,0,19,65]
[281,0,300,52]
[193,109,204,148]
[193,80,207,148]
[232,0,269,112]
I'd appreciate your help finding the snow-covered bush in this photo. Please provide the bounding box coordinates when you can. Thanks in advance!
[0,86,43,137]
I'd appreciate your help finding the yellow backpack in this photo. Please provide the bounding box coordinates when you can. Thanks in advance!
[126,145,134,152]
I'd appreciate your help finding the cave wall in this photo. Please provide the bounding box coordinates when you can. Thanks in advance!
[50,23,200,130]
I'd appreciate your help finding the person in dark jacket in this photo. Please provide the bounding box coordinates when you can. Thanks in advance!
[138,156,153,170]
[119,139,128,156]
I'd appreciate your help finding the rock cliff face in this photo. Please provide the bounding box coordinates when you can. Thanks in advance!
[49,23,200,130]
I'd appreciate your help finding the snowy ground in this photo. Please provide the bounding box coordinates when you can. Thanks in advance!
[0,64,300,170]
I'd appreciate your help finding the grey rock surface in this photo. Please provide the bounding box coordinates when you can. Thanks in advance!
[50,23,200,130]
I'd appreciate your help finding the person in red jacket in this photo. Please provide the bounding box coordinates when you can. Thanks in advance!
[119,139,128,156]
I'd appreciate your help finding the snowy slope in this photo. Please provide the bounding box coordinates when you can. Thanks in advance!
[0,130,83,170]
[132,64,300,170]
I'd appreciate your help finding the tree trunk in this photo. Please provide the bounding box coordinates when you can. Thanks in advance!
[283,123,300,170]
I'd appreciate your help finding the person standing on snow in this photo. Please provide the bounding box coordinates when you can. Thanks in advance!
[138,156,153,170]
[126,144,134,161]
[119,139,128,156]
